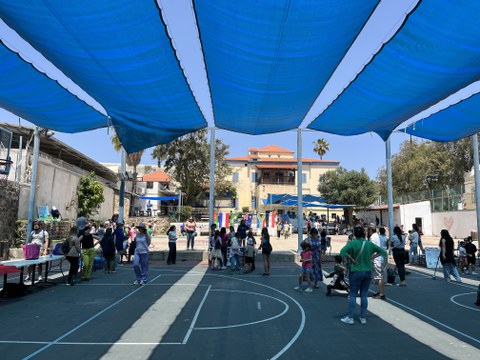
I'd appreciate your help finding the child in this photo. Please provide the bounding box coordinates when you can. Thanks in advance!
[100,228,116,274]
[127,235,136,263]
[212,235,223,270]
[246,230,256,271]
[325,255,349,295]
[458,241,467,274]
[229,232,241,271]
[295,241,313,292]
[244,238,255,273]
[210,230,223,270]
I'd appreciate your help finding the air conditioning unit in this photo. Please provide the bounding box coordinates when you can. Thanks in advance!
[137,188,146,195]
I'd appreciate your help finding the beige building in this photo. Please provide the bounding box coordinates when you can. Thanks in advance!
[226,145,339,213]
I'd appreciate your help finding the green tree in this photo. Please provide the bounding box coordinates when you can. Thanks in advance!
[76,172,105,217]
[318,167,377,225]
[111,132,144,215]
[376,138,474,198]
[313,138,330,160]
[151,130,235,206]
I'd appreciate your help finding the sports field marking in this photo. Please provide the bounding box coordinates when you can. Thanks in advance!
[450,292,480,312]
[206,273,306,360]
[23,273,163,360]
[100,264,208,359]
[193,289,289,330]
[257,301,261,310]
[182,284,211,344]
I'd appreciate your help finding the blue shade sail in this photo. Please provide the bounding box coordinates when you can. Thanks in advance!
[0,1,207,153]
[0,40,107,132]
[307,0,480,140]
[403,92,480,142]
[194,0,379,134]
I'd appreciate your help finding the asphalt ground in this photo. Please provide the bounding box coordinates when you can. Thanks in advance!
[1,253,479,360]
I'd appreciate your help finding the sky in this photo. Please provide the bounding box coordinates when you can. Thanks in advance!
[1,0,469,179]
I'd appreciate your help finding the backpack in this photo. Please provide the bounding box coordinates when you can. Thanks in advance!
[61,239,71,255]
[262,242,273,254]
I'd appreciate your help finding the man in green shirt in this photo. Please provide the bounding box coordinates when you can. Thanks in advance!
[147,224,153,237]
[339,226,387,325]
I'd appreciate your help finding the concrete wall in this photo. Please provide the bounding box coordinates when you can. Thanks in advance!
[16,152,116,221]
[399,201,433,236]
[431,210,477,239]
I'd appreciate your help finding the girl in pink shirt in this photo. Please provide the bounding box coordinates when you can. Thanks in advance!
[295,241,313,292]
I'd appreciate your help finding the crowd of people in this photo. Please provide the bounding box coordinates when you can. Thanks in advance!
[37,217,157,286]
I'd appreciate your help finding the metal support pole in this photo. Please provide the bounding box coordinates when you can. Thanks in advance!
[386,136,394,243]
[26,127,40,243]
[118,147,126,224]
[471,134,480,244]
[16,135,23,185]
[178,190,182,222]
[297,129,303,252]
[209,127,215,231]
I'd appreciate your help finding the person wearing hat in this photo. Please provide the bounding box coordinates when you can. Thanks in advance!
[133,223,151,285]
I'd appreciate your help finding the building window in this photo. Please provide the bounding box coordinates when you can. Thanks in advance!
[146,182,154,189]
[233,172,239,183]
[251,172,258,183]
[302,173,307,184]
[251,195,256,209]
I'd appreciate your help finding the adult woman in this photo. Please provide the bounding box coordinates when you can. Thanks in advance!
[340,226,386,325]
[391,226,407,286]
[25,221,50,283]
[80,226,99,281]
[133,223,151,285]
[184,217,197,250]
[259,227,272,276]
[439,229,461,283]
[167,225,177,265]
[309,228,323,287]
[65,226,81,286]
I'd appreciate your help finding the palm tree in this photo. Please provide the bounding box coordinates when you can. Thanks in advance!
[111,133,144,214]
[313,138,330,160]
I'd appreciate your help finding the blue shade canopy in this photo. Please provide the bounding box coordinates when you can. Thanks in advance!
[307,0,480,140]
[0,40,106,132]
[0,0,207,153]
[263,194,325,205]
[139,196,178,201]
[194,0,379,134]
[403,92,480,142]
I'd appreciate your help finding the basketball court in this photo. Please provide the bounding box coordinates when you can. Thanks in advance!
[1,259,479,360]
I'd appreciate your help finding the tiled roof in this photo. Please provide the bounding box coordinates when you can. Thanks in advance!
[141,169,171,182]
[256,145,294,153]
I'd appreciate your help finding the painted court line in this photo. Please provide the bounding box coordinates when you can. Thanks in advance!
[23,273,163,360]
[450,292,480,312]
[194,289,289,330]
[182,285,211,344]
[100,264,208,359]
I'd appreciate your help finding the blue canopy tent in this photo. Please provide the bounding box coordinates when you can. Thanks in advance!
[139,196,178,201]
[0,39,107,132]
[2,1,480,250]
[307,0,480,140]
[0,0,207,153]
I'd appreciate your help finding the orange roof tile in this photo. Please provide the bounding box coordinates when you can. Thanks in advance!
[257,145,294,153]
[141,169,171,182]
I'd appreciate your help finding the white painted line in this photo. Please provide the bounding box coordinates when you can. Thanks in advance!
[385,297,480,347]
[182,285,211,344]
[74,283,209,287]
[450,292,480,312]
[207,273,306,360]
[257,301,261,310]
[0,340,182,346]
[101,264,208,359]
[23,273,163,360]
[195,289,288,330]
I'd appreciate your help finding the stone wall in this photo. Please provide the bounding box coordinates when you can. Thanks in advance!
[0,180,19,259]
